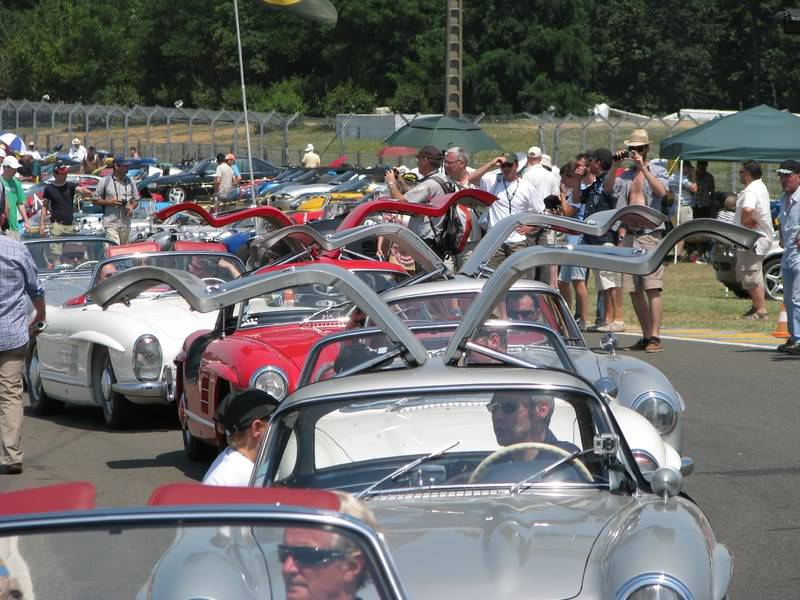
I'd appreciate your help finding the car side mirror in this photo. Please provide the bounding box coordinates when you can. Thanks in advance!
[650,466,684,501]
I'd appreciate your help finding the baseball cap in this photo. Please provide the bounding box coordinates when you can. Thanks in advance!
[776,160,800,175]
[541,154,553,168]
[2,156,21,170]
[54,163,70,174]
[225,153,236,161]
[216,389,279,435]
[527,146,543,158]
[72,137,81,146]
[501,152,519,166]
[303,143,314,152]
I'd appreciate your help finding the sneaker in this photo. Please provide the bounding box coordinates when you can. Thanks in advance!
[777,339,794,352]
[598,320,626,333]
[785,343,800,355]
[586,321,607,333]
[741,306,757,318]
[575,319,588,332]
[626,337,650,351]
[741,311,768,321]
[645,337,664,353]
[6,463,22,475]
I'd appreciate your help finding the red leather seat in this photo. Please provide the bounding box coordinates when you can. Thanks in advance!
[173,241,227,253]
[105,241,161,257]
[0,482,96,515]
[147,483,339,510]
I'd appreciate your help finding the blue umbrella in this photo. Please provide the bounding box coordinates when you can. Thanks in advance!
[0,132,25,153]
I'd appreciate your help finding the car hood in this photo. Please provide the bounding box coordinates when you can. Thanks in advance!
[369,491,634,599]
[104,297,216,344]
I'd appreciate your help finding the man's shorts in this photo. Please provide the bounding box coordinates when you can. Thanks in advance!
[623,233,664,292]
[594,242,621,291]
[558,265,587,282]
[736,249,763,289]
[104,227,130,246]
[671,204,694,226]
[49,221,75,256]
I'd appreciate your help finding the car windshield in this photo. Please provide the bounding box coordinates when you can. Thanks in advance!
[93,252,243,288]
[256,387,613,494]
[24,238,115,273]
[237,270,406,330]
[386,289,584,346]
[0,516,395,600]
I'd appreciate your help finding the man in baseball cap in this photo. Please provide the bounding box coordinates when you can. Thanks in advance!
[776,159,800,353]
[202,389,280,486]
[1,156,31,239]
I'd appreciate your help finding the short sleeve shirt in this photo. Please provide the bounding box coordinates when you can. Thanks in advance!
[96,174,139,227]
[579,173,617,244]
[202,447,255,486]
[43,181,78,225]
[486,175,544,243]
[215,162,235,194]
[735,179,774,255]
[1,177,26,232]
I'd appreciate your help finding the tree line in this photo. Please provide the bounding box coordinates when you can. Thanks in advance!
[2,0,799,117]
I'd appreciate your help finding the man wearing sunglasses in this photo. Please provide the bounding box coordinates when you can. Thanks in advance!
[202,389,279,487]
[487,391,579,455]
[603,129,669,353]
[281,491,377,600]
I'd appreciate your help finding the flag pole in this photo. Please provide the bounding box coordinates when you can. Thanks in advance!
[233,0,258,208]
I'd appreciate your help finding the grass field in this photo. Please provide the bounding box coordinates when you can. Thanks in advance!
[582,261,779,334]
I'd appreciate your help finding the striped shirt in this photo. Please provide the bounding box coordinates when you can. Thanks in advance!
[0,236,44,352]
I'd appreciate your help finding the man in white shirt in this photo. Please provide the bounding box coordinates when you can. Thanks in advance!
[735,160,775,320]
[301,143,321,168]
[522,146,553,202]
[470,153,544,269]
[67,137,87,163]
[25,142,42,161]
[203,389,279,486]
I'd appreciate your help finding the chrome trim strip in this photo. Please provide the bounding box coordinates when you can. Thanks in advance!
[112,380,166,398]
[184,409,216,429]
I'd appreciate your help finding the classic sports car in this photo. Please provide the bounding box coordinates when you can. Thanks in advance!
[380,212,760,453]
[170,225,446,459]
[0,482,407,600]
[129,264,731,600]
[147,156,282,204]
[26,243,245,428]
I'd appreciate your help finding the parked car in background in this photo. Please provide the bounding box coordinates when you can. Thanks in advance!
[147,156,281,204]
[710,231,783,300]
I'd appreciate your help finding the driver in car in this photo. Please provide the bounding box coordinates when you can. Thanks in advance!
[59,242,88,268]
[488,391,579,455]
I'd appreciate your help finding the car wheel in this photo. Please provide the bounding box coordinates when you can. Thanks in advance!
[182,418,216,461]
[763,257,783,301]
[25,343,64,415]
[168,187,187,203]
[92,347,136,429]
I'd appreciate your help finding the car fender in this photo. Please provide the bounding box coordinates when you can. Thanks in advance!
[583,495,730,600]
[595,353,686,411]
[69,331,125,353]
[608,405,680,470]
[202,337,303,393]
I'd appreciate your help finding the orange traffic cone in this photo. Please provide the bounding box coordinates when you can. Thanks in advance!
[773,303,790,339]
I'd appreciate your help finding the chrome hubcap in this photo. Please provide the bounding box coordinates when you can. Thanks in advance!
[29,352,42,399]
[101,367,113,406]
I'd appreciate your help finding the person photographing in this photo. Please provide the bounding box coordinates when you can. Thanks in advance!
[94,156,139,244]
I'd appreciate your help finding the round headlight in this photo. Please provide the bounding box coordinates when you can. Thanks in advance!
[618,573,692,600]
[632,391,678,435]
[249,366,288,400]
[132,335,162,381]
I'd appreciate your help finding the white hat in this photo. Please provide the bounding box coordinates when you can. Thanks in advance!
[2,156,21,169]
[72,137,81,146]
[527,146,542,158]
[541,154,553,168]
[303,144,314,152]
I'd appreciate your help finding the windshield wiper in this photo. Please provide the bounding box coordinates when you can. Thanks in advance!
[509,448,595,493]
[301,300,351,323]
[356,440,460,499]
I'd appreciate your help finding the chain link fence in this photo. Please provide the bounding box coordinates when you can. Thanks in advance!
[0,100,781,193]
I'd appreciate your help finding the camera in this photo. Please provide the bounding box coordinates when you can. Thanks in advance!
[614,150,630,161]
[543,194,561,211]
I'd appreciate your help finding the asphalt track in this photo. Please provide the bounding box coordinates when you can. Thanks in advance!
[0,335,797,599]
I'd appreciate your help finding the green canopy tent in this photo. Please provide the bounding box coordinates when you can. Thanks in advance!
[660,104,800,162]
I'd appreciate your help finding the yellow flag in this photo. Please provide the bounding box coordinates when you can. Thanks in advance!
[261,0,337,26]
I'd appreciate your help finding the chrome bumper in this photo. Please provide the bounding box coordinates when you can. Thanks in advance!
[113,367,174,404]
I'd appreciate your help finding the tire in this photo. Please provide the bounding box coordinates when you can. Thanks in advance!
[25,343,64,415]
[92,347,136,429]
[168,186,187,203]
[180,394,216,461]
[763,256,783,301]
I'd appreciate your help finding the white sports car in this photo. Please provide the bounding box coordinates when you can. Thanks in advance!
[25,243,245,428]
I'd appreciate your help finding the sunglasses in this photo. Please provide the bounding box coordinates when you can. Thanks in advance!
[507,309,538,320]
[627,146,646,153]
[486,399,520,414]
[501,162,515,168]
[278,544,348,567]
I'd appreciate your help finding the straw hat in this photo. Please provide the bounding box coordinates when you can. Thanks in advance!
[623,129,650,147]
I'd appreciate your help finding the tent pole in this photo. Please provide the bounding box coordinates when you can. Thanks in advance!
[674,159,684,265]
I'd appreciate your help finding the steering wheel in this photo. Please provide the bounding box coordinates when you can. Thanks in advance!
[74,260,98,271]
[468,442,593,484]
[311,283,342,298]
